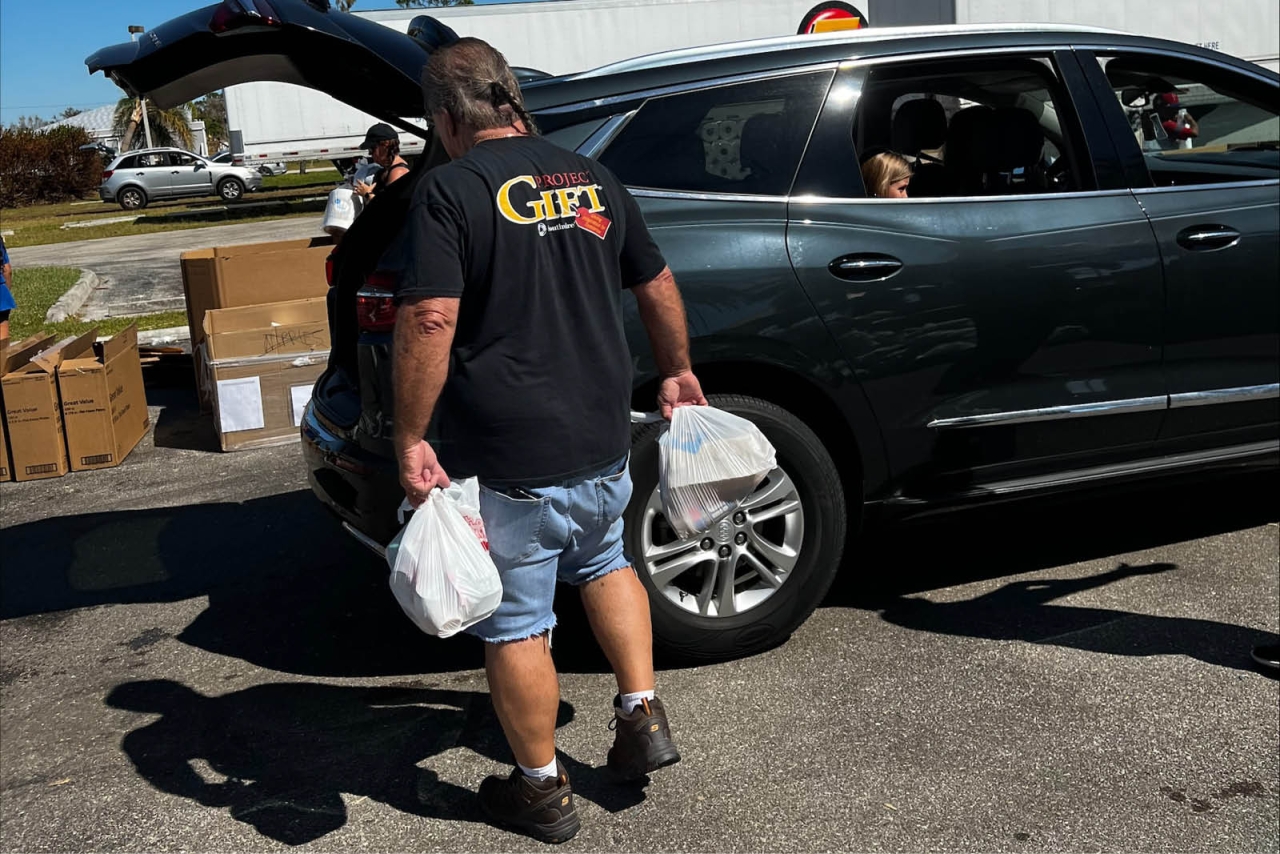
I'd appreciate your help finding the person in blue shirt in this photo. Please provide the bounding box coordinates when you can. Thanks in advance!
[0,235,14,340]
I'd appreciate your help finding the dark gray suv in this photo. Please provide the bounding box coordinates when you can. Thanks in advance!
[91,2,1279,661]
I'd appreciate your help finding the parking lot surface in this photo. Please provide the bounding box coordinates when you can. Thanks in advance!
[1,389,1277,852]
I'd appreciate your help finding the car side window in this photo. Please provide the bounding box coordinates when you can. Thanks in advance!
[136,152,168,168]
[599,71,832,196]
[117,155,139,170]
[172,153,197,167]
[852,56,1087,198]
[1095,54,1279,187]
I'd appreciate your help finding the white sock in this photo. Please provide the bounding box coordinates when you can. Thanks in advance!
[517,757,558,781]
[619,689,656,715]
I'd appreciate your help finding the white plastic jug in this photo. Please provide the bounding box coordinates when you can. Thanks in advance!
[322,186,362,236]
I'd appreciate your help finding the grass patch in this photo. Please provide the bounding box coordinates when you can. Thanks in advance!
[261,169,340,191]
[6,266,187,341]
[5,267,81,339]
[3,180,338,248]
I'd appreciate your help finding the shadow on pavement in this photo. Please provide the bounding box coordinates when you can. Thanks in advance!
[106,680,641,846]
[828,470,1280,674]
[0,487,611,677]
[148,385,222,453]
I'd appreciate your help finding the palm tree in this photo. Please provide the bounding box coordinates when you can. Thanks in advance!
[112,97,195,151]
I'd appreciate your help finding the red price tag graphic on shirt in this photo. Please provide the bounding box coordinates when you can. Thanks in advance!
[574,206,612,239]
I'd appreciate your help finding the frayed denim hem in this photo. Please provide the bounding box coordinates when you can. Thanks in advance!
[571,559,634,588]
[470,613,558,646]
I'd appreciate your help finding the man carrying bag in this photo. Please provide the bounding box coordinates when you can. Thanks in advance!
[394,37,706,843]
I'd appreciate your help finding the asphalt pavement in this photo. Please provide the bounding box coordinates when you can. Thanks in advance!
[7,217,326,320]
[1,387,1277,852]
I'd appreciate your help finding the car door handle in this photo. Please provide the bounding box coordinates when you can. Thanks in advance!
[1177,225,1241,251]
[828,253,903,281]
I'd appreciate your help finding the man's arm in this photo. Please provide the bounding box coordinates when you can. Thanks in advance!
[631,266,707,418]
[393,295,460,504]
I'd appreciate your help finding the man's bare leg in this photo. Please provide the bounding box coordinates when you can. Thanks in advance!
[485,635,559,768]
[580,568,654,694]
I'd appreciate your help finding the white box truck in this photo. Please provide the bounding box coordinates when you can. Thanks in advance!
[224,0,1278,167]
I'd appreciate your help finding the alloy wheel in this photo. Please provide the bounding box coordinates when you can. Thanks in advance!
[639,467,804,618]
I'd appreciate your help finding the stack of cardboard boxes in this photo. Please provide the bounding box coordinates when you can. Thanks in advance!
[0,326,148,482]
[0,235,334,481]
[180,235,333,451]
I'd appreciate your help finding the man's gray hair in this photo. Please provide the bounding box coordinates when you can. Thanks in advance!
[422,38,538,135]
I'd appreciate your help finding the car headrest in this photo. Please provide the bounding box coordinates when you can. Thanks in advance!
[991,108,1045,170]
[944,105,998,173]
[739,112,789,181]
[892,99,948,154]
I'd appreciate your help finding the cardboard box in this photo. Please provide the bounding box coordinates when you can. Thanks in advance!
[58,324,149,472]
[1,332,92,481]
[0,334,56,482]
[203,298,330,452]
[181,236,332,409]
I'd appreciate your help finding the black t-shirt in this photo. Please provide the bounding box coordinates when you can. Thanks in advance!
[398,135,666,487]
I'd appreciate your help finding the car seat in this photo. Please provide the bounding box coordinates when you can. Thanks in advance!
[991,107,1048,192]
[738,112,791,195]
[891,98,949,196]
[943,105,998,195]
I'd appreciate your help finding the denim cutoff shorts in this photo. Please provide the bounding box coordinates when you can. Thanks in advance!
[466,455,633,644]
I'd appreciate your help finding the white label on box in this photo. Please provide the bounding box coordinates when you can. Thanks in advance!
[216,376,266,433]
[290,383,313,427]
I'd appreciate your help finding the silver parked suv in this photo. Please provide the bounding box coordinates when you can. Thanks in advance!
[99,147,263,210]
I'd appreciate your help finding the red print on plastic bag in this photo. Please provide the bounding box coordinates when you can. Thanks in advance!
[575,206,612,239]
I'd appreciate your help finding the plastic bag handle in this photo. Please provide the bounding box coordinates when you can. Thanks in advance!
[397,497,415,525]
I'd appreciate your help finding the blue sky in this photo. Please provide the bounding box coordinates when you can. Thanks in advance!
[0,0,545,127]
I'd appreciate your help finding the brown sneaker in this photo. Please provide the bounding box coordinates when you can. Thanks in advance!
[478,762,580,844]
[607,695,681,781]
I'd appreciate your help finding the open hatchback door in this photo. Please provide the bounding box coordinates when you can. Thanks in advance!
[86,0,461,127]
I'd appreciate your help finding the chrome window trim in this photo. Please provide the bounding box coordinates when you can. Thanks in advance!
[838,44,1074,71]
[1170,384,1280,409]
[536,64,840,116]
[928,396,1167,429]
[577,111,636,159]
[1132,179,1280,195]
[789,188,1136,204]
[627,188,788,204]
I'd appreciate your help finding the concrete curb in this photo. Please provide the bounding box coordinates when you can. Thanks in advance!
[45,269,100,324]
[136,326,191,349]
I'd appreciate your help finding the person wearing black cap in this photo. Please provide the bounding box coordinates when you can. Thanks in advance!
[353,122,411,202]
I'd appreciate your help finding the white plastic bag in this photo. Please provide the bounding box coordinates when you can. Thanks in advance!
[386,478,501,638]
[352,160,383,186]
[322,186,362,236]
[658,406,776,538]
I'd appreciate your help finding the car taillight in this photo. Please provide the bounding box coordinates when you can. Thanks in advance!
[356,276,397,333]
[210,0,281,33]
[324,253,336,287]
[101,170,113,181]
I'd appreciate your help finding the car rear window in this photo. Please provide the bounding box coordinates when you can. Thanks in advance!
[599,70,832,196]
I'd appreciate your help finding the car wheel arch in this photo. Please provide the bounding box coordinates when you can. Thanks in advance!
[630,357,884,518]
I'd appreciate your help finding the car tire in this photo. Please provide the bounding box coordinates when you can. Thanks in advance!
[218,177,246,201]
[624,393,847,663]
[117,187,147,211]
